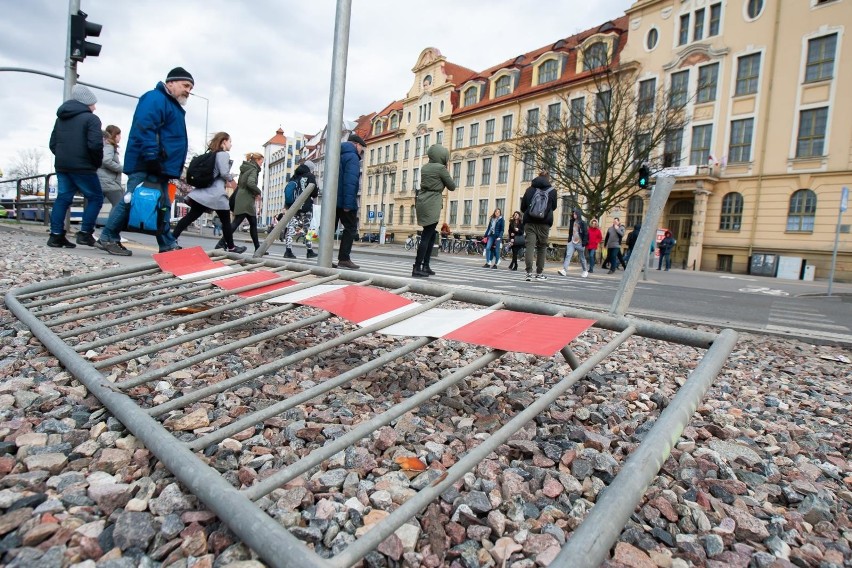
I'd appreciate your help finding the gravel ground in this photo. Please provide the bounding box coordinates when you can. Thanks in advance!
[1,234,851,568]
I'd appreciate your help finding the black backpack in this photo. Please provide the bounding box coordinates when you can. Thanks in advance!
[186,151,217,188]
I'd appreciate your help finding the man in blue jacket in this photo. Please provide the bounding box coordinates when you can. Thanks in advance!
[334,133,365,269]
[96,67,194,256]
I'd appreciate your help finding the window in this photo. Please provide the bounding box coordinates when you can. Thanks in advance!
[719,192,743,231]
[806,34,837,82]
[697,63,719,103]
[387,204,394,226]
[797,107,828,158]
[495,76,511,97]
[398,206,404,225]
[638,78,656,115]
[595,90,611,122]
[787,189,817,232]
[627,196,644,228]
[469,123,479,146]
[547,103,561,131]
[463,200,473,225]
[390,172,396,193]
[635,131,652,161]
[455,127,464,149]
[709,3,721,36]
[404,140,410,160]
[424,134,430,151]
[735,53,761,96]
[393,143,398,161]
[570,97,585,127]
[589,142,604,176]
[410,206,416,224]
[436,131,443,146]
[377,147,383,163]
[464,87,478,107]
[646,28,659,50]
[391,115,398,130]
[370,149,375,165]
[729,118,754,163]
[539,59,559,84]
[367,175,372,192]
[526,108,540,134]
[746,0,764,19]
[560,198,572,227]
[478,199,489,225]
[413,168,420,190]
[669,70,689,108]
[690,124,712,165]
[385,145,390,162]
[679,14,690,45]
[663,128,683,167]
[544,147,558,174]
[717,254,733,272]
[485,119,495,143]
[693,8,705,41]
[481,157,492,185]
[522,152,535,181]
[567,142,581,179]
[449,201,458,225]
[583,42,608,70]
[414,137,421,158]
[498,155,509,183]
[501,115,513,140]
[402,170,408,191]
[466,160,476,186]
[452,163,461,186]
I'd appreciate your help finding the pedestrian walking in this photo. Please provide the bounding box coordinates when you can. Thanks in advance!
[282,161,319,259]
[507,211,524,271]
[174,132,246,254]
[520,172,558,281]
[658,230,675,270]
[96,67,194,256]
[412,144,456,277]
[483,208,504,269]
[586,218,602,273]
[604,218,625,274]
[334,133,365,270]
[625,223,641,264]
[220,152,264,251]
[558,208,589,278]
[212,216,222,236]
[97,125,124,208]
[47,84,104,249]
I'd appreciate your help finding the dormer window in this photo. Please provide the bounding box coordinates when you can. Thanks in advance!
[583,42,609,71]
[463,86,478,107]
[538,59,559,84]
[495,76,511,97]
[390,114,399,129]
[374,121,384,135]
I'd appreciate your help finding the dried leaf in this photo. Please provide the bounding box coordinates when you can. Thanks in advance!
[394,456,427,471]
[170,303,212,314]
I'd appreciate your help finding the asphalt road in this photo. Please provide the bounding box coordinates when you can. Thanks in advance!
[4,222,851,345]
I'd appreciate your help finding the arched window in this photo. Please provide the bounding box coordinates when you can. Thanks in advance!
[495,76,511,97]
[670,200,694,215]
[538,59,559,84]
[786,189,817,232]
[463,87,478,107]
[746,0,764,19]
[719,192,743,231]
[627,196,644,228]
[374,121,383,135]
[583,42,609,71]
[390,114,399,129]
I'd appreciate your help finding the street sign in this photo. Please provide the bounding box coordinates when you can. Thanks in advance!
[841,186,848,212]
[368,210,375,219]
[378,211,384,219]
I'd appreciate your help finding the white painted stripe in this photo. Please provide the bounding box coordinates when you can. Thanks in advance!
[357,303,422,328]
[769,319,849,331]
[176,267,243,281]
[766,325,852,339]
[379,308,494,337]
[264,284,348,304]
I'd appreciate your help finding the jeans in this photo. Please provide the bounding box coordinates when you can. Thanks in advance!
[524,223,549,274]
[658,252,672,270]
[606,247,621,271]
[334,208,358,261]
[51,172,103,235]
[562,241,588,272]
[485,235,501,264]
[415,222,437,267]
[101,172,177,251]
[587,248,598,272]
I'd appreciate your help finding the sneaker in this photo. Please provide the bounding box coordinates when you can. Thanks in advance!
[337,259,360,270]
[160,245,182,253]
[491,264,498,269]
[75,231,95,246]
[227,245,247,254]
[525,272,533,281]
[535,273,548,281]
[483,263,490,268]
[214,242,225,250]
[96,240,132,256]
[283,249,297,259]
[306,250,318,258]
[581,271,589,278]
[47,233,76,248]
[557,269,567,277]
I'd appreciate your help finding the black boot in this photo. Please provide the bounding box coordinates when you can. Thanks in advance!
[283,248,296,259]
[411,264,429,278]
[47,232,76,248]
[75,231,95,246]
[422,264,435,276]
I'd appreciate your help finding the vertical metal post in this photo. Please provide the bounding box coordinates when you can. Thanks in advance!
[610,176,675,316]
[318,0,352,267]
[63,0,80,102]
[827,186,846,296]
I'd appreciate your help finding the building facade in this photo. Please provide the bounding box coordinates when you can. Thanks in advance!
[261,128,308,226]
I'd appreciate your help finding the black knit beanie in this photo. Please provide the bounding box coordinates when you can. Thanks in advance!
[166,67,194,85]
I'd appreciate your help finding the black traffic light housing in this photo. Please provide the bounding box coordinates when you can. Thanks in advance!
[637,164,650,189]
[70,11,102,62]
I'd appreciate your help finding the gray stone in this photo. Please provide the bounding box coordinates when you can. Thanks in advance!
[113,511,156,551]
[798,494,834,524]
[148,483,195,516]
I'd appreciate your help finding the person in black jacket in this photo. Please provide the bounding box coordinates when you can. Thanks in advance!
[506,211,524,271]
[558,208,589,278]
[47,84,104,248]
[520,172,558,281]
[282,161,319,259]
[624,223,641,264]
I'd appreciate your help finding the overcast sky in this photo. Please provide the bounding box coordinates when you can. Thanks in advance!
[0,0,632,182]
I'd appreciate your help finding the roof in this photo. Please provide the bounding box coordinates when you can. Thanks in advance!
[263,128,287,147]
[442,61,478,85]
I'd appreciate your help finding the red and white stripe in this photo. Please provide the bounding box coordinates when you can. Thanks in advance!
[154,248,595,357]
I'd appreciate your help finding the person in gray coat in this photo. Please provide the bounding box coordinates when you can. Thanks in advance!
[97,125,124,207]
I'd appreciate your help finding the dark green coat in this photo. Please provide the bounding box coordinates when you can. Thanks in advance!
[416,145,456,226]
[234,160,262,217]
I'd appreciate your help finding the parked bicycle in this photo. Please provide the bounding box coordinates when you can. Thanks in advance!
[404,233,421,251]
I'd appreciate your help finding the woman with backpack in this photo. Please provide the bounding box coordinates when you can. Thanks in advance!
[174,132,246,253]
[282,161,319,259]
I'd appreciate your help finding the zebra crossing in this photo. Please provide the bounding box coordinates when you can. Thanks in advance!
[766,301,851,338]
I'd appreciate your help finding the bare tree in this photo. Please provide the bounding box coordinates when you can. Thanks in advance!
[5,148,47,195]
[513,61,692,221]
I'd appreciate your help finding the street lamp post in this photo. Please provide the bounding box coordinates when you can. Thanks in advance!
[189,92,209,149]
[379,167,388,244]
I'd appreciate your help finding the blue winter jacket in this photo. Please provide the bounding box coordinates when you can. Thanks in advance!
[123,82,188,178]
[485,216,505,238]
[337,142,361,210]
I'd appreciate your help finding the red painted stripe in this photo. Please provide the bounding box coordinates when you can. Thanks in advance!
[212,271,297,297]
[153,246,226,276]
[443,311,595,357]
[299,286,414,323]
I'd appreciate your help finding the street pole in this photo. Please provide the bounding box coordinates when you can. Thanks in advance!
[190,92,210,149]
[379,171,387,244]
[63,0,81,101]
[827,186,848,296]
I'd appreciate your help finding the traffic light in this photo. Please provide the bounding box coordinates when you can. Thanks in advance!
[69,11,102,62]
[637,164,650,189]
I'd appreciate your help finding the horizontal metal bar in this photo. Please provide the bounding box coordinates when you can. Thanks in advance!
[13,261,163,300]
[332,325,637,567]
[24,268,166,308]
[555,328,739,567]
